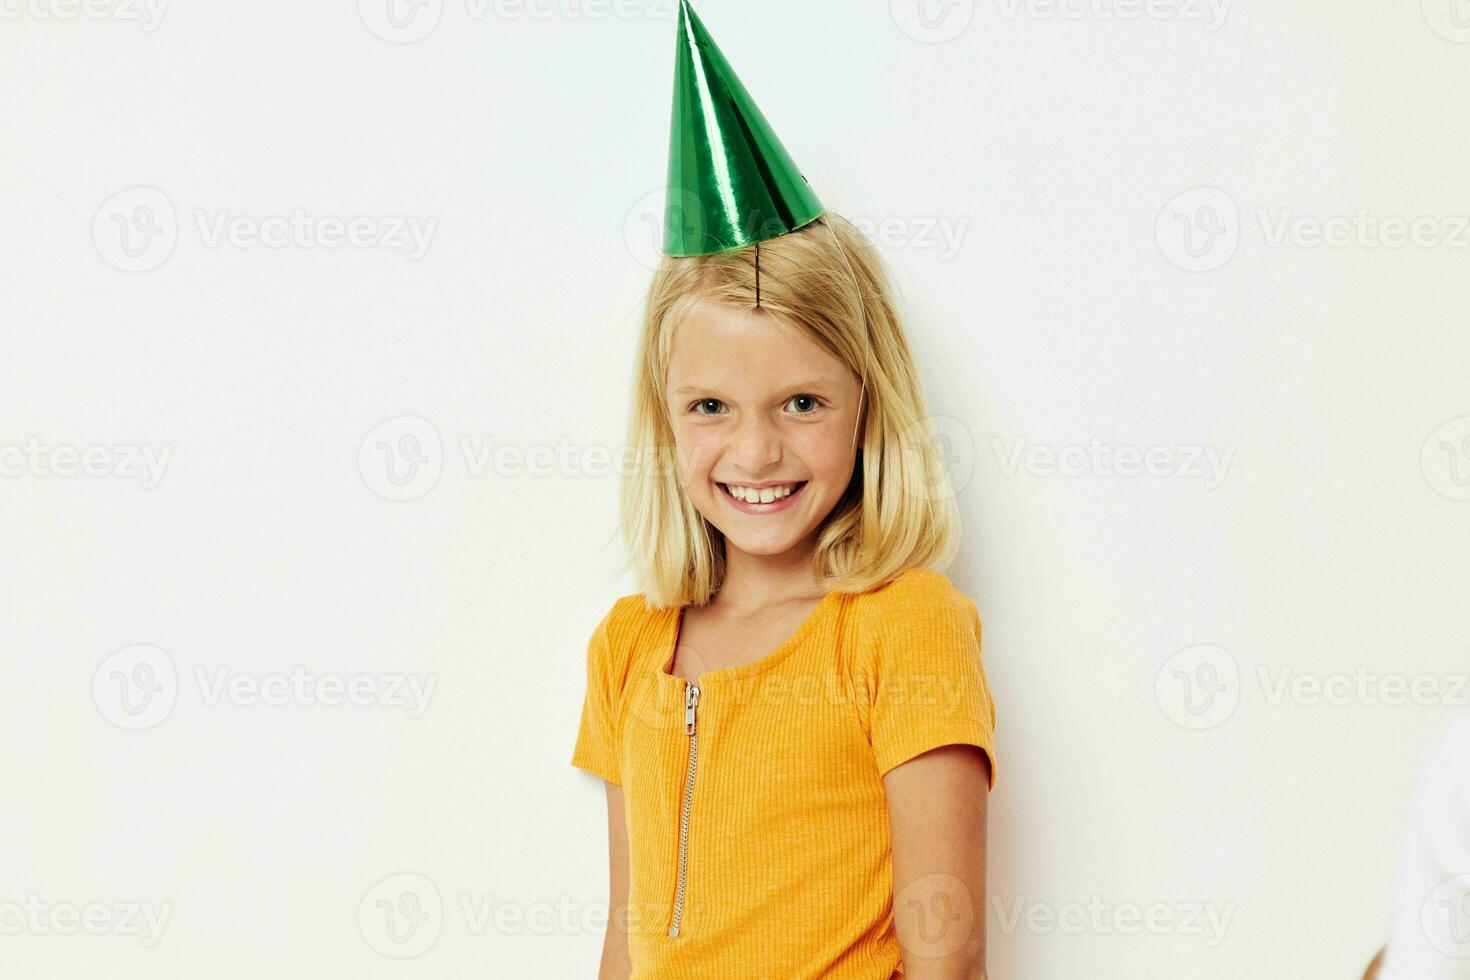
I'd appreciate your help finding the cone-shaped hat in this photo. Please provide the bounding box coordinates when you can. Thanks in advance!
[663,0,824,257]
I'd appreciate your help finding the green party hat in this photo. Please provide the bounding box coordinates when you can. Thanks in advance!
[663,0,825,257]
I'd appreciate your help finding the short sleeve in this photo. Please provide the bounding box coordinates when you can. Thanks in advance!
[570,604,625,786]
[854,572,997,788]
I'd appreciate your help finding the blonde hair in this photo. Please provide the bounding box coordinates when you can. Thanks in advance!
[617,213,961,608]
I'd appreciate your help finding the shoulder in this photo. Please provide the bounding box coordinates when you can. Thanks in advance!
[586,591,668,673]
[848,568,982,673]
[853,568,978,627]
[597,591,654,638]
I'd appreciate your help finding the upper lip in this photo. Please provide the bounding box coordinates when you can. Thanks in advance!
[718,480,806,489]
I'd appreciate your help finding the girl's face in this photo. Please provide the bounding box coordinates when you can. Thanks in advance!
[665,299,864,561]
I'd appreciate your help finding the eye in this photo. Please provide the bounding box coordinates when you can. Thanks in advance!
[690,398,725,416]
[787,394,822,415]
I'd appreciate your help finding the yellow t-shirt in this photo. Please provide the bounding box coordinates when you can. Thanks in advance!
[570,567,998,979]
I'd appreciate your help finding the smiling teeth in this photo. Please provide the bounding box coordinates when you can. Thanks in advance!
[726,483,799,503]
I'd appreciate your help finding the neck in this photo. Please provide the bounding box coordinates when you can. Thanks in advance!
[716,535,823,610]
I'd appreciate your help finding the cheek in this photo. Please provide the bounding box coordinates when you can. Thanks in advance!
[669,425,721,477]
[792,427,856,478]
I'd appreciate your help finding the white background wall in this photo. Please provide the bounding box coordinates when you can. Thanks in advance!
[3,0,1468,977]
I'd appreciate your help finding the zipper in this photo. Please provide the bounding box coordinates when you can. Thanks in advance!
[668,679,701,937]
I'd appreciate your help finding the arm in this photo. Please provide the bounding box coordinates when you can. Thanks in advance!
[884,744,992,980]
[599,781,633,980]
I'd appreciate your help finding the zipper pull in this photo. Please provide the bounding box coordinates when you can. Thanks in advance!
[684,682,700,735]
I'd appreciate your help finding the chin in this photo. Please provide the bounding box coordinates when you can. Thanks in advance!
[725,541,788,557]
[719,533,806,557]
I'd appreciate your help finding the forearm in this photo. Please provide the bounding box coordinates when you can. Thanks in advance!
[598,924,632,979]
[897,944,986,980]
[598,898,633,979]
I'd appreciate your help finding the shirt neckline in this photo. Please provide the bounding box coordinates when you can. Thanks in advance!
[655,588,843,686]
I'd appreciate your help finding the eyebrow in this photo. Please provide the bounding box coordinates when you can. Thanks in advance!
[673,381,836,395]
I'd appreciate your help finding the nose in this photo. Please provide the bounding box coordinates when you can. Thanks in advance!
[729,411,783,475]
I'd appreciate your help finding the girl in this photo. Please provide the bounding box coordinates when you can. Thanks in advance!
[571,4,997,978]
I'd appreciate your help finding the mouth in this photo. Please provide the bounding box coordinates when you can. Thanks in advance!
[717,481,808,514]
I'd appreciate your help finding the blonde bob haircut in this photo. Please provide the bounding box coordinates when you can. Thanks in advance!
[618,212,961,609]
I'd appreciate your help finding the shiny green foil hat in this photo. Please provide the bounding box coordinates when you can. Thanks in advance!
[663,0,825,257]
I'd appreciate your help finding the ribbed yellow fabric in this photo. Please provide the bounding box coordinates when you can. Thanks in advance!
[571,568,997,980]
